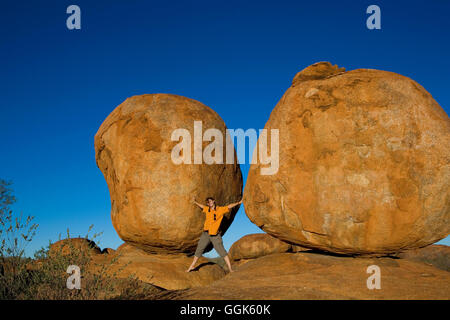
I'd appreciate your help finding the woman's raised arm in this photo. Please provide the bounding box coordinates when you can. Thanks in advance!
[227,198,243,209]
[193,197,206,209]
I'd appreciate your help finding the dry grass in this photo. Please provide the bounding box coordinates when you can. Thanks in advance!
[1,229,169,299]
[0,180,169,300]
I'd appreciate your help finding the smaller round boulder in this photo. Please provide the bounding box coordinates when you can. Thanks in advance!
[229,233,292,261]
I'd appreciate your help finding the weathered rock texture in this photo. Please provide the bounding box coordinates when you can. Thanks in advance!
[398,244,450,272]
[95,94,243,253]
[177,251,450,300]
[229,233,292,261]
[90,243,225,290]
[244,62,450,255]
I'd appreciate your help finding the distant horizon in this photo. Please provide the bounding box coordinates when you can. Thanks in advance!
[1,0,449,257]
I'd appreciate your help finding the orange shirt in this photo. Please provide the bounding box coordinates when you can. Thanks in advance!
[202,206,229,235]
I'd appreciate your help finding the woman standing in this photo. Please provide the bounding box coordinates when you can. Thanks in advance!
[186,197,242,273]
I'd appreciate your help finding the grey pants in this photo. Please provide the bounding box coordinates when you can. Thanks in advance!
[194,231,228,258]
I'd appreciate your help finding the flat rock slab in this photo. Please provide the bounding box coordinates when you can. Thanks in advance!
[175,252,450,299]
[90,243,225,291]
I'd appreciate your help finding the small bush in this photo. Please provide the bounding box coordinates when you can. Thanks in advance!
[0,180,158,300]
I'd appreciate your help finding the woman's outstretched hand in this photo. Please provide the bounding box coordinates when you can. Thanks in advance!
[227,198,243,209]
[193,197,204,209]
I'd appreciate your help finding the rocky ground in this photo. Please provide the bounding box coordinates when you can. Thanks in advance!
[100,244,450,300]
[175,250,450,300]
[43,238,450,300]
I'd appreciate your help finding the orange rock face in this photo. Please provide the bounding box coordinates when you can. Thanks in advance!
[229,233,292,261]
[95,94,242,253]
[244,62,450,255]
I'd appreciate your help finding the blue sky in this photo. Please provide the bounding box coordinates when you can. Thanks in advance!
[0,0,448,257]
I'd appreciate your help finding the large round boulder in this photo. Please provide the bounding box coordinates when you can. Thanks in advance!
[95,94,243,253]
[177,252,450,300]
[244,62,450,255]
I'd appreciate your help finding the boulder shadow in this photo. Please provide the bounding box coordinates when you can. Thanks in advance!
[294,248,402,260]
[291,248,351,258]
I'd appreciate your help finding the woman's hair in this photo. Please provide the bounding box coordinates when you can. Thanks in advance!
[206,197,216,212]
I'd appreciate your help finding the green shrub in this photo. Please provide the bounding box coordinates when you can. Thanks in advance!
[0,180,160,300]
